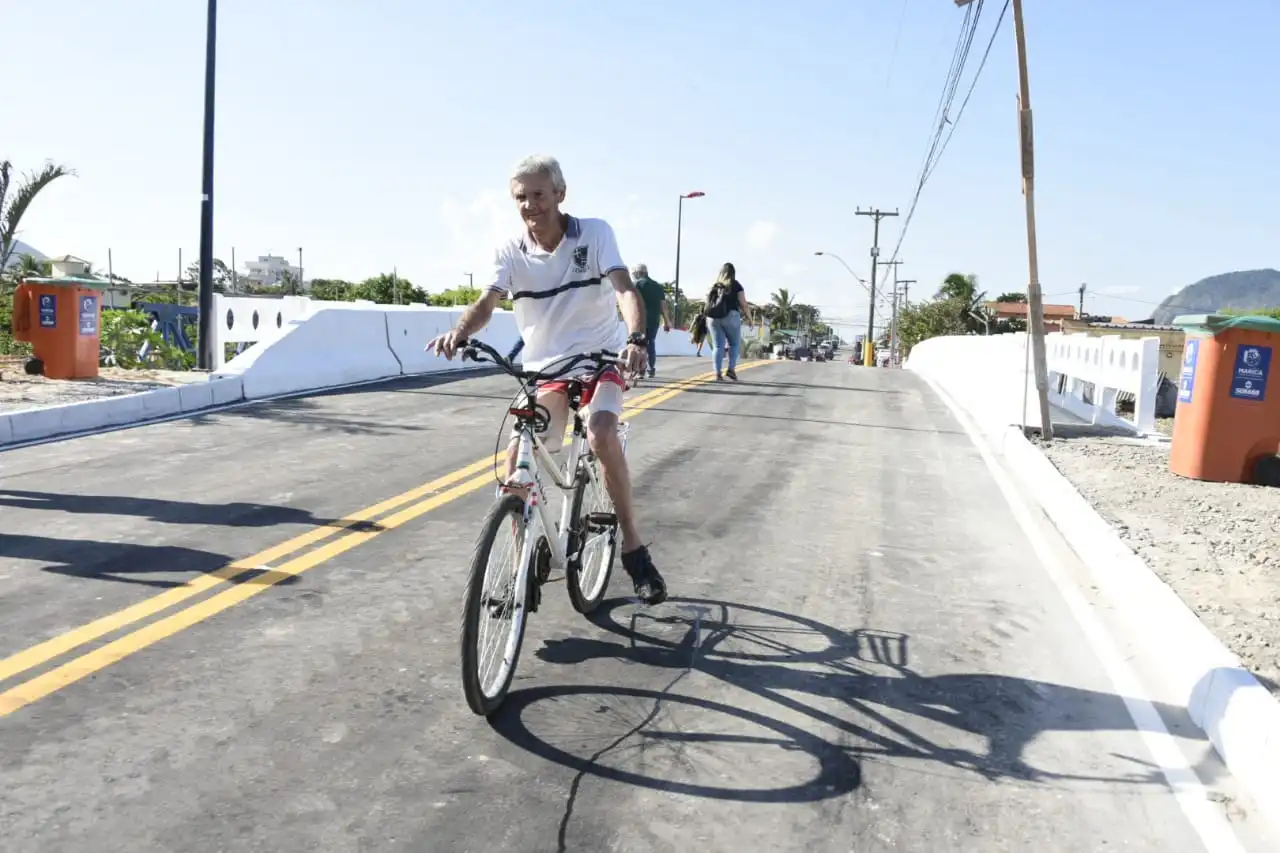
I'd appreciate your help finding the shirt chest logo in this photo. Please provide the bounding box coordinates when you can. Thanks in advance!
[571,245,589,274]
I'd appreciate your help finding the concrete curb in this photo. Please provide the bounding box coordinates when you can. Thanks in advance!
[0,377,246,448]
[907,362,1280,827]
[995,424,1280,824]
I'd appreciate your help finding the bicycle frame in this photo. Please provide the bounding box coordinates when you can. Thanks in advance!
[507,418,587,574]
[506,397,629,582]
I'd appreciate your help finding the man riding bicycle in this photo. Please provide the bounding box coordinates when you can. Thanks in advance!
[426,154,668,606]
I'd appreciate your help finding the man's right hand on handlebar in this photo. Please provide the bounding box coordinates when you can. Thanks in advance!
[425,329,466,360]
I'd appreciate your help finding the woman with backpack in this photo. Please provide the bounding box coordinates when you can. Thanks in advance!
[704,262,751,380]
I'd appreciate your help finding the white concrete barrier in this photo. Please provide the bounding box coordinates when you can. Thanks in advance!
[211,293,314,369]
[905,331,1162,436]
[213,306,403,399]
[905,333,1040,437]
[385,306,517,374]
[212,291,769,366]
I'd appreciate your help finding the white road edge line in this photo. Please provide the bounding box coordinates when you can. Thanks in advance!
[921,372,1248,853]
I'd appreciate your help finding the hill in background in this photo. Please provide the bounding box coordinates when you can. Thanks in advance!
[1152,269,1280,324]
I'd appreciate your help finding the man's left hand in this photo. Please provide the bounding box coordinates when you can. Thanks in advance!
[623,343,647,374]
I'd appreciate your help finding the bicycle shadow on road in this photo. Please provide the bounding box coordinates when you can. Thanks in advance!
[0,489,385,533]
[0,533,300,589]
[488,596,1213,807]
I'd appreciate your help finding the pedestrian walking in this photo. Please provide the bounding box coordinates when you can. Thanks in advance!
[631,264,671,378]
[703,262,751,381]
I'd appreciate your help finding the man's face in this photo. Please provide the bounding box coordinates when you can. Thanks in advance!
[511,173,565,231]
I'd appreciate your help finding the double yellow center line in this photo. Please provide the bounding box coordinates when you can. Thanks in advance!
[0,360,774,716]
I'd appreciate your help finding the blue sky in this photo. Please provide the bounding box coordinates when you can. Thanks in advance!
[8,0,1278,339]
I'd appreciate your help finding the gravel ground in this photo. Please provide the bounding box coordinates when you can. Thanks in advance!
[0,363,204,415]
[1040,432,1280,696]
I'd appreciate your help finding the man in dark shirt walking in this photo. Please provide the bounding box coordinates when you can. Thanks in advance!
[631,263,671,378]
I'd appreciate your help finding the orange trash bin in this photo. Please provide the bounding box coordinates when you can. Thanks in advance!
[10,278,103,380]
[1170,313,1280,486]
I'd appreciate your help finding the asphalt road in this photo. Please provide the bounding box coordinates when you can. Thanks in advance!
[0,356,1270,852]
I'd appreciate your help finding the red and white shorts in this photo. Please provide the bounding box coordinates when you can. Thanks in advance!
[536,365,627,416]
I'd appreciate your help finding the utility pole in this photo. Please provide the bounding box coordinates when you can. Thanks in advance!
[196,0,218,370]
[855,207,898,367]
[1077,282,1086,318]
[894,278,917,364]
[953,0,1053,439]
[881,259,902,362]
[1012,0,1053,440]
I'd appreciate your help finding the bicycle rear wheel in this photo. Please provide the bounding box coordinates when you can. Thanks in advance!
[460,493,533,716]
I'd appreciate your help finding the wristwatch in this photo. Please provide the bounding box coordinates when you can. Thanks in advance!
[626,332,646,346]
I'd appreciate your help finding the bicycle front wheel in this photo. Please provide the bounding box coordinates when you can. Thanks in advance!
[566,453,618,615]
[460,493,533,716]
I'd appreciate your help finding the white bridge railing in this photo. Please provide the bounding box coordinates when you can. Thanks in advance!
[1047,332,1161,434]
[211,293,375,369]
[905,330,1162,435]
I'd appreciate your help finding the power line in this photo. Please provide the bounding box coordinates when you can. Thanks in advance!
[921,0,1011,187]
[866,2,985,317]
[885,0,1011,274]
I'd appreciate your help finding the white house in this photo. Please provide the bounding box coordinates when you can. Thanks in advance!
[242,254,305,289]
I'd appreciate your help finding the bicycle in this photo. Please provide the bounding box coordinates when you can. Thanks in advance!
[455,338,630,716]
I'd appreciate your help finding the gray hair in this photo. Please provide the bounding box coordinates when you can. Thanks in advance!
[632,263,649,278]
[509,154,566,194]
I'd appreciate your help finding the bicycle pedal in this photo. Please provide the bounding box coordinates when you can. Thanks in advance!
[585,512,617,530]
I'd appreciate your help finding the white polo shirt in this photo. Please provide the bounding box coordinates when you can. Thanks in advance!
[485,214,628,375]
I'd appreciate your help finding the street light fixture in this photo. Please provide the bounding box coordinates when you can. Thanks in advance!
[672,190,706,326]
[816,251,880,361]
[953,0,1052,439]
[813,251,869,288]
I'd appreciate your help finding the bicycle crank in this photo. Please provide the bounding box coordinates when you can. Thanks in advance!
[528,536,553,613]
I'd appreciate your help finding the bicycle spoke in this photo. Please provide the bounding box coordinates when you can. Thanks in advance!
[477,521,521,696]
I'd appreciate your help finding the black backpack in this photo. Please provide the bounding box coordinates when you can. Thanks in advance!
[705,282,734,319]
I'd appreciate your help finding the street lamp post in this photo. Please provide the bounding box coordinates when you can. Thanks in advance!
[196,0,218,371]
[673,191,705,327]
[297,247,303,294]
[815,250,874,358]
[954,0,1052,439]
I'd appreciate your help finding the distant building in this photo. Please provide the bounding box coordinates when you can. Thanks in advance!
[48,254,94,277]
[982,300,1078,333]
[242,254,305,290]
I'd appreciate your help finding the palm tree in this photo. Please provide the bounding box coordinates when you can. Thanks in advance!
[0,160,76,281]
[937,272,988,334]
[770,288,796,329]
[13,253,49,279]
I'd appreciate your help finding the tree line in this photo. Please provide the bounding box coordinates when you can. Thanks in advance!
[894,272,1029,355]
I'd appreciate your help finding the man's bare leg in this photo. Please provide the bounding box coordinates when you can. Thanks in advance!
[503,389,570,492]
[588,408,667,603]
[587,409,641,549]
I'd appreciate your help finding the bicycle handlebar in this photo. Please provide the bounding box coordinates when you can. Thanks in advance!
[458,338,624,385]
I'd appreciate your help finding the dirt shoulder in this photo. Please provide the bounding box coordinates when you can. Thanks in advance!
[0,360,204,415]
[1039,433,1280,696]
